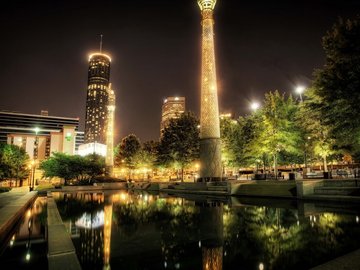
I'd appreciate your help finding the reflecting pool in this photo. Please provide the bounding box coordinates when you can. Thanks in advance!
[52,191,360,270]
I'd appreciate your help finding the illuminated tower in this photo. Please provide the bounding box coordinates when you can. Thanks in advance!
[198,0,222,181]
[106,84,115,176]
[84,38,111,144]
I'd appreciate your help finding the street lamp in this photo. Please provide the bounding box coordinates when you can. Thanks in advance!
[250,101,260,111]
[295,85,305,102]
[30,127,40,191]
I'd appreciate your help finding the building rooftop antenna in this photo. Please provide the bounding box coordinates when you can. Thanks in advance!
[100,34,103,53]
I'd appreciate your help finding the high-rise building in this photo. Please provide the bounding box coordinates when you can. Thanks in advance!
[84,51,111,144]
[197,0,222,181]
[160,96,185,135]
[0,111,84,159]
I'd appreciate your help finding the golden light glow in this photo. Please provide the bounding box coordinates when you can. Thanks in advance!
[198,0,217,11]
[88,52,112,62]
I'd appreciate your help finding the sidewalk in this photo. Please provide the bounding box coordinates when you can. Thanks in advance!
[0,186,30,209]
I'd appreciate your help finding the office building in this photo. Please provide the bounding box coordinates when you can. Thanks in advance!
[0,111,84,160]
[160,96,185,135]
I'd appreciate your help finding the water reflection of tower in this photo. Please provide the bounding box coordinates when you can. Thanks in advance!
[78,218,104,269]
[198,201,224,270]
[103,202,113,269]
[75,193,105,269]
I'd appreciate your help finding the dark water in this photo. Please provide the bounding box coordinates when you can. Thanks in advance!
[0,197,48,269]
[52,191,360,270]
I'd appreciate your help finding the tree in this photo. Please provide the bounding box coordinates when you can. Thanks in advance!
[133,141,158,179]
[249,91,302,176]
[220,117,238,171]
[115,134,142,179]
[0,143,30,186]
[157,112,200,181]
[301,88,336,172]
[40,152,105,185]
[313,16,360,158]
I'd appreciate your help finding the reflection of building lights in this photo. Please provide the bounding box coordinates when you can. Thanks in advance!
[297,220,300,226]
[199,241,202,248]
[175,263,180,269]
[26,252,31,261]
[259,262,264,270]
[75,211,104,229]
[314,216,317,222]
[164,261,167,268]
[28,220,32,229]
[356,216,359,223]
[27,209,32,218]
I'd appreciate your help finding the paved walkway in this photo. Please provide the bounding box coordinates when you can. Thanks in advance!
[311,249,360,270]
[0,186,30,209]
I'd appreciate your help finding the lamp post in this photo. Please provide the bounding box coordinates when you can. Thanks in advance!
[250,101,260,111]
[30,127,40,191]
[295,86,305,102]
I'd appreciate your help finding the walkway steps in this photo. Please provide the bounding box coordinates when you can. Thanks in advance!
[47,193,81,270]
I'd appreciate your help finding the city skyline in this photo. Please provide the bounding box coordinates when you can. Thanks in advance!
[0,0,359,143]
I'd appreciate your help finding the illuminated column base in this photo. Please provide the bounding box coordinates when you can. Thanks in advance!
[198,138,222,182]
[105,166,113,177]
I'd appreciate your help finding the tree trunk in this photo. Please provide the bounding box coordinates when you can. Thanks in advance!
[181,167,184,182]
[323,155,328,172]
[274,154,278,179]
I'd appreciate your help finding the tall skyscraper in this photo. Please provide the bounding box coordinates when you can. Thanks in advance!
[84,46,111,144]
[197,0,222,181]
[160,96,185,135]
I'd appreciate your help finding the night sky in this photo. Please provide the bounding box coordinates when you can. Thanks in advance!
[0,0,359,143]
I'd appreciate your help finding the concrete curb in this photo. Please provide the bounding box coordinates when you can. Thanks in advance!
[47,193,81,270]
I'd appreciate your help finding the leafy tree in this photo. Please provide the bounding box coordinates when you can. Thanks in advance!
[0,143,30,186]
[313,16,360,158]
[157,112,199,181]
[40,152,105,185]
[220,117,238,170]
[132,141,159,179]
[249,91,302,176]
[301,88,337,172]
[115,134,142,179]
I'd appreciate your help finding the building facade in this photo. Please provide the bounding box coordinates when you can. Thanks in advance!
[160,96,185,135]
[84,53,111,144]
[0,111,84,160]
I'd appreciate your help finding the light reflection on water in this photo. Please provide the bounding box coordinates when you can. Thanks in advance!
[53,191,360,270]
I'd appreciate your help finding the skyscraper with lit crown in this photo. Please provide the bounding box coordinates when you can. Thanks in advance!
[160,96,185,135]
[197,0,222,181]
[84,42,111,145]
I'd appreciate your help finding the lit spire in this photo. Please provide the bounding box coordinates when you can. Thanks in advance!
[100,34,103,53]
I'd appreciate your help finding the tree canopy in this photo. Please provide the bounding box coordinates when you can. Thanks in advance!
[313,16,360,157]
[40,152,105,185]
[157,112,199,180]
[0,143,30,186]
